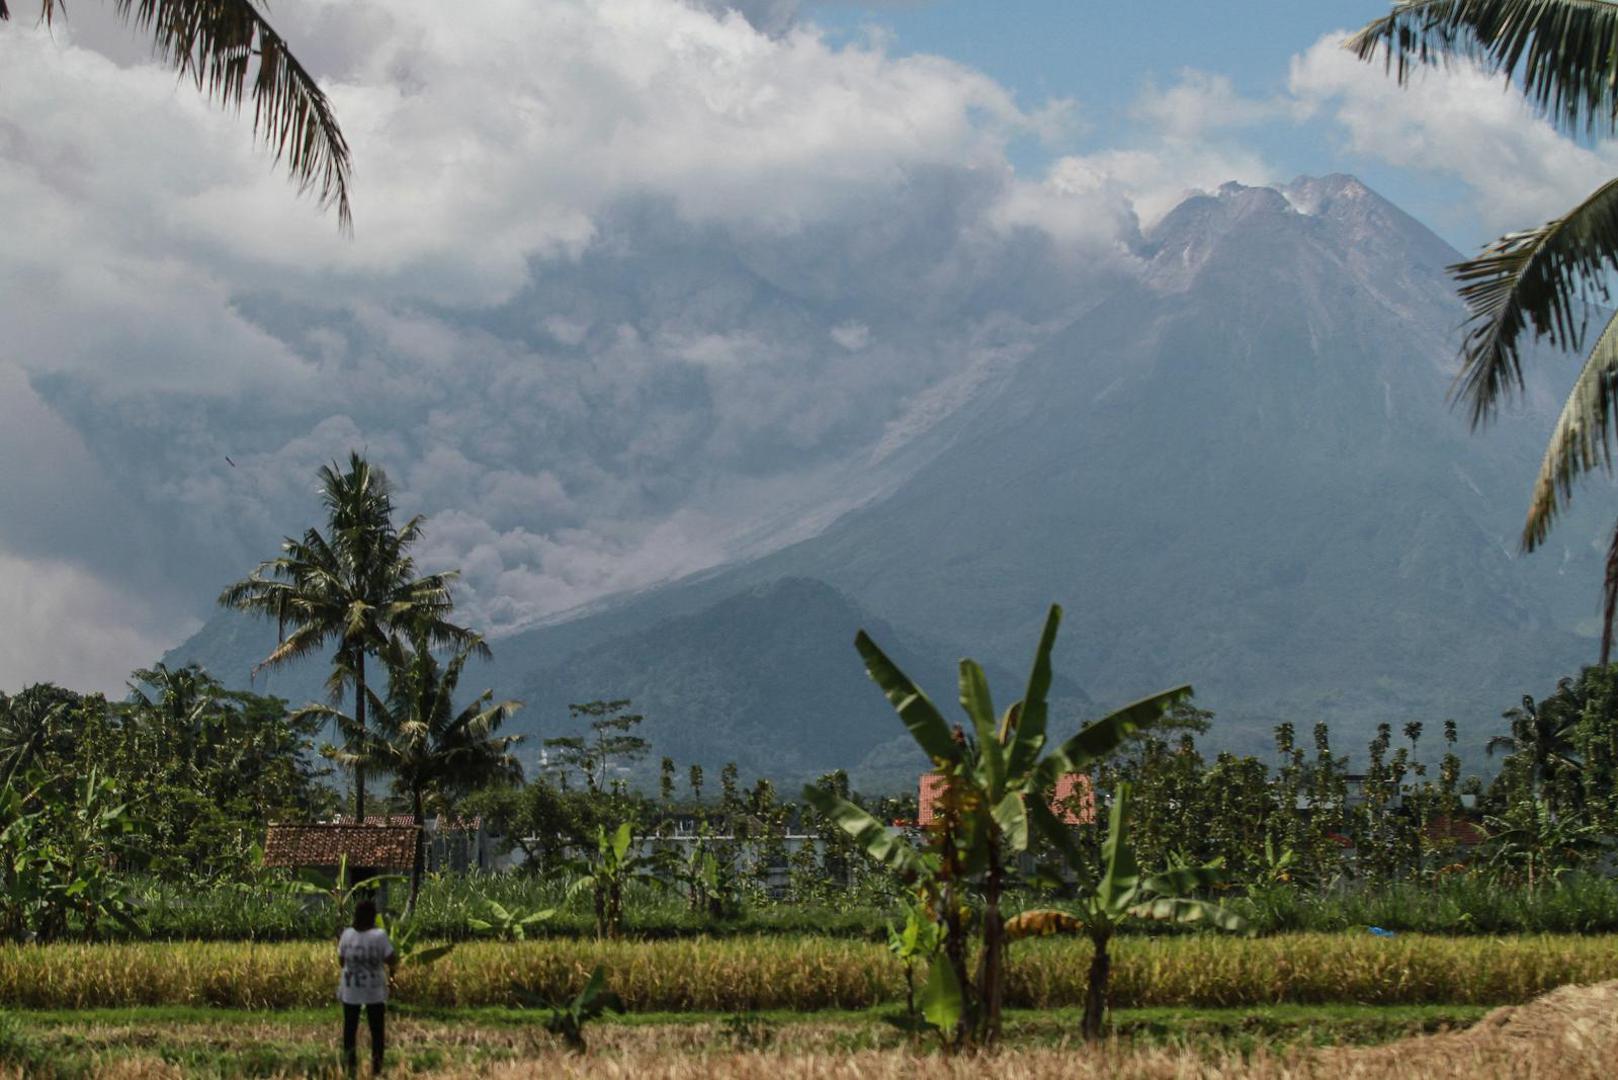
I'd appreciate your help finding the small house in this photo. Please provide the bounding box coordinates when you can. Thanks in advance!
[263,820,417,887]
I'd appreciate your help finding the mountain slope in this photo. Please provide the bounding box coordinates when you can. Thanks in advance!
[169,175,1614,771]
[168,577,1087,791]
[510,576,1089,789]
[480,176,1612,759]
[729,177,1608,748]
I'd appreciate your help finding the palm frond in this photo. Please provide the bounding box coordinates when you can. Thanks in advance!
[1485,733,1520,756]
[257,621,331,674]
[1448,177,1618,426]
[1524,305,1618,547]
[110,0,352,231]
[1349,1,1618,137]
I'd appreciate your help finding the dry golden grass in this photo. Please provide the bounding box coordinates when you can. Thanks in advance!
[5,934,1616,1009]
[414,984,1618,1078]
[3,983,1615,1078]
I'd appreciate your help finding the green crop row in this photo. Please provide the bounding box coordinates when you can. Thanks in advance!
[112,872,1618,942]
[3,934,1614,1011]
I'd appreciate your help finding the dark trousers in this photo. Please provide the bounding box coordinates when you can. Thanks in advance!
[341,1002,385,1074]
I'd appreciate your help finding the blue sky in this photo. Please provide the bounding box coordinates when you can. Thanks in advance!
[809,0,1495,248]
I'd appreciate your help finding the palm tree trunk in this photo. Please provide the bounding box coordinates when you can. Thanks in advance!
[1082,932,1111,1042]
[408,786,425,916]
[353,649,367,820]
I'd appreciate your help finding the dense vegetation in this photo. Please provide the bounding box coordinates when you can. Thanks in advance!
[8,649,1618,948]
[6,452,1618,1059]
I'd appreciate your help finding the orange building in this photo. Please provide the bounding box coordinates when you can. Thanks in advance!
[916,771,1095,827]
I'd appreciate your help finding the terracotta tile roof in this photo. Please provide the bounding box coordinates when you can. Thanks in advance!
[917,771,1095,827]
[434,815,482,832]
[328,814,482,831]
[263,823,417,869]
[1051,772,1095,826]
[1425,815,1486,846]
[917,773,948,826]
[330,814,419,828]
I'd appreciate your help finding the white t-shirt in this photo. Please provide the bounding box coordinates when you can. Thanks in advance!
[337,927,395,1005]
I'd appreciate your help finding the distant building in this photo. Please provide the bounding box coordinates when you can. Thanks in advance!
[263,821,416,882]
[1424,815,1486,849]
[264,814,497,879]
[917,770,1095,827]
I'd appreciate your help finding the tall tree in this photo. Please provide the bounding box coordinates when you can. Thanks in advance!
[2,1,351,229]
[543,700,648,794]
[219,452,484,818]
[1487,685,1583,811]
[0,684,79,791]
[303,633,522,909]
[1351,2,1618,658]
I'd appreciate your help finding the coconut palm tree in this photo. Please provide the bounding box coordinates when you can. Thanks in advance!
[1350,2,1618,659]
[0,685,77,791]
[1486,685,1583,809]
[125,663,221,780]
[219,453,486,819]
[303,633,522,910]
[2,1,351,229]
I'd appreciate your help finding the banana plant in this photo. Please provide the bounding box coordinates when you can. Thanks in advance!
[377,911,455,968]
[514,964,625,1054]
[466,899,556,942]
[285,854,406,928]
[678,835,739,921]
[562,821,665,939]
[1007,781,1247,1041]
[802,603,1191,1050]
[885,898,944,1038]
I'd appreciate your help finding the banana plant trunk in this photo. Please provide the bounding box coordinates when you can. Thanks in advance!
[1082,930,1111,1042]
[977,835,1006,1045]
[608,878,623,940]
[937,775,973,1050]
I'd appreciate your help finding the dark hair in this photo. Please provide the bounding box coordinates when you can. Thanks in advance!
[353,897,378,931]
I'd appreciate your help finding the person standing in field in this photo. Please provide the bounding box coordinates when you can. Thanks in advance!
[338,897,396,1076]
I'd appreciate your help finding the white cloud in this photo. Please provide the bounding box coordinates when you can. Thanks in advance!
[1134,69,1288,141]
[2,0,1111,684]
[3,1,1311,687]
[990,69,1280,239]
[0,548,196,695]
[1289,32,1618,233]
[17,0,1031,308]
[830,321,870,350]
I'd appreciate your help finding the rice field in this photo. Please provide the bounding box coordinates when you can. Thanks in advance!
[2,933,1615,1010]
